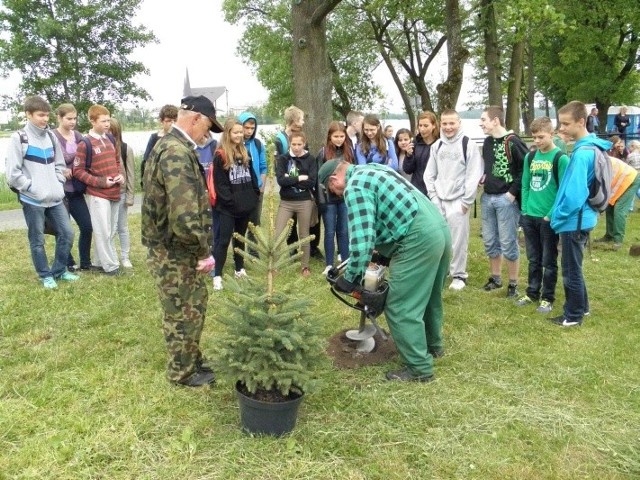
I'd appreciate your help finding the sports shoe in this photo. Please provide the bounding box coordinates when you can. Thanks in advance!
[103,268,123,276]
[57,271,80,282]
[449,277,466,291]
[549,315,582,327]
[302,267,311,278]
[612,243,623,250]
[234,268,248,279]
[322,265,333,276]
[515,295,533,306]
[42,276,58,289]
[385,368,435,383]
[536,300,553,313]
[213,276,223,291]
[506,283,518,298]
[121,258,133,268]
[483,277,502,291]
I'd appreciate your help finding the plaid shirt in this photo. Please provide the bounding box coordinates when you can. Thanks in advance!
[343,164,418,283]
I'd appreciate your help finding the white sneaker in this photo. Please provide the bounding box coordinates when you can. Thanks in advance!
[234,268,248,279]
[337,254,342,262]
[121,258,133,269]
[213,276,223,290]
[449,278,466,291]
[322,265,332,276]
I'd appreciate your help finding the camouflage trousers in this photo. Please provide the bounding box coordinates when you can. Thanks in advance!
[147,246,208,383]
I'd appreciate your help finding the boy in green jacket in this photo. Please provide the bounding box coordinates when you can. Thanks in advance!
[517,117,569,313]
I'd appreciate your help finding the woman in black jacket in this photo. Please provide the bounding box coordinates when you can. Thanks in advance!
[402,111,439,196]
[212,118,259,290]
[275,130,317,277]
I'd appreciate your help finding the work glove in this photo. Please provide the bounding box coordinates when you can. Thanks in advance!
[334,275,360,294]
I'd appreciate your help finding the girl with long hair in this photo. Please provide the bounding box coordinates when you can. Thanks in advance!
[53,103,93,271]
[402,111,439,196]
[355,114,398,171]
[108,117,136,268]
[317,121,353,274]
[394,127,414,182]
[275,130,317,277]
[211,118,259,290]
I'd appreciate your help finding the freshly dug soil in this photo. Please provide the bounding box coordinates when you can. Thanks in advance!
[326,329,397,369]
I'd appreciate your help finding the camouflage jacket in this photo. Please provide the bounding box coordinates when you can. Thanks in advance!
[141,127,212,258]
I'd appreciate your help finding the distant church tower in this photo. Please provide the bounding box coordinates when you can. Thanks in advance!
[182,68,226,109]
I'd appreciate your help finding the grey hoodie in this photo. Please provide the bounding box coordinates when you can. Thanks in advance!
[5,121,66,207]
[424,129,484,208]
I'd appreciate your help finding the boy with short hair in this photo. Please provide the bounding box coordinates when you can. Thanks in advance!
[517,117,570,313]
[424,109,483,290]
[73,104,124,275]
[238,112,267,245]
[550,101,611,327]
[5,95,78,288]
[346,111,364,147]
[479,106,529,297]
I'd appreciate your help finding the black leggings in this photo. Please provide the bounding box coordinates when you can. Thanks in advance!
[213,213,250,277]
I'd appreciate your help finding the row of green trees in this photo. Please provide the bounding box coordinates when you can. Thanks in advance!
[223,0,640,148]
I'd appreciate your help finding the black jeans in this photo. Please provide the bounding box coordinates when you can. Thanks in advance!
[213,212,250,276]
[521,215,559,302]
[66,191,93,268]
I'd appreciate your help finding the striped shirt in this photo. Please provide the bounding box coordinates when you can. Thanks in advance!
[343,164,418,283]
[73,132,121,201]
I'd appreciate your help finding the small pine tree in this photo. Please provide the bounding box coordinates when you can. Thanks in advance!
[213,144,326,400]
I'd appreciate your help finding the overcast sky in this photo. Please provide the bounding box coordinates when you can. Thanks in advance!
[1,0,475,113]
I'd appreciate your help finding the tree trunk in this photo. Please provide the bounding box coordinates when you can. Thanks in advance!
[480,0,502,107]
[505,38,525,133]
[291,0,340,153]
[436,0,469,111]
[522,43,535,135]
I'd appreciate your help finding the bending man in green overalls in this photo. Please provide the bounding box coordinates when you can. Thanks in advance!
[318,160,451,382]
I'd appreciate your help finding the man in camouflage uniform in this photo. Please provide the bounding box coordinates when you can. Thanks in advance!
[142,96,223,387]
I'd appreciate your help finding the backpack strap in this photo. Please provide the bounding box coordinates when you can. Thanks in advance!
[551,150,563,186]
[462,136,469,163]
[504,134,516,163]
[81,137,93,170]
[17,129,28,159]
[254,137,263,153]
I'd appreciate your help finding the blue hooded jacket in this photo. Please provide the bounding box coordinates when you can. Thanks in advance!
[550,134,612,233]
[238,112,267,189]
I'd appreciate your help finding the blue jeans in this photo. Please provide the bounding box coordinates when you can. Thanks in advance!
[321,201,349,266]
[66,191,93,268]
[559,230,590,321]
[521,215,559,302]
[481,192,520,261]
[22,201,74,279]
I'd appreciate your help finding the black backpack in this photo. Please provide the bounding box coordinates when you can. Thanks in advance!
[74,133,116,193]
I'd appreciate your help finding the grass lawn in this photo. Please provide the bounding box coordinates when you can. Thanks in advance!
[1,208,639,479]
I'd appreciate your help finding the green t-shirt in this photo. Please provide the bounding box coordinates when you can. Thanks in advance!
[521,147,570,218]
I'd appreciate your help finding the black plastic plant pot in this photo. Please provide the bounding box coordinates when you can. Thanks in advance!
[235,382,304,436]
